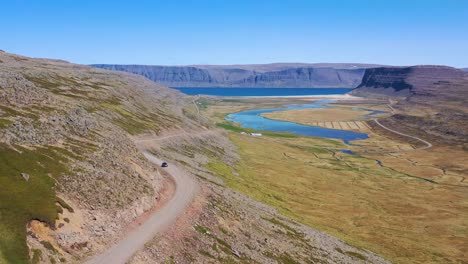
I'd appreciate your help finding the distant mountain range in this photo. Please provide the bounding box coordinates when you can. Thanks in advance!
[91,63,384,88]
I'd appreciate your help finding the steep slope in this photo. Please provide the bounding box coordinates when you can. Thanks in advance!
[351,65,468,143]
[237,67,365,88]
[0,51,201,263]
[91,63,380,88]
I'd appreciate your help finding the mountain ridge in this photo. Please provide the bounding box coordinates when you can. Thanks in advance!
[91,63,384,88]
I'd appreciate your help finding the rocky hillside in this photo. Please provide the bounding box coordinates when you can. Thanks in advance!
[91,63,382,88]
[351,65,468,143]
[0,51,201,263]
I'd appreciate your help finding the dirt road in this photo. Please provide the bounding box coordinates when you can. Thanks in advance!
[134,129,219,144]
[85,151,199,264]
[374,119,432,150]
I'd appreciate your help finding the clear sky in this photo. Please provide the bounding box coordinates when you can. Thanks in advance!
[1,0,467,67]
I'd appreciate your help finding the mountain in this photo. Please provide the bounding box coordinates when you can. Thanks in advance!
[351,65,468,143]
[0,50,202,263]
[91,63,384,88]
[351,65,468,100]
[462,68,468,72]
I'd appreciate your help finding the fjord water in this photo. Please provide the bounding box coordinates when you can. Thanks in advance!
[172,87,353,97]
[226,100,369,143]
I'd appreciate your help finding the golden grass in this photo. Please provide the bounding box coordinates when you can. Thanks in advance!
[262,105,390,132]
[205,98,468,263]
[263,107,372,123]
[209,133,468,264]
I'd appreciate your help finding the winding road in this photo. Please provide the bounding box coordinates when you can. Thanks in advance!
[86,150,199,264]
[373,119,432,150]
[134,129,218,144]
[377,100,432,150]
[85,101,433,263]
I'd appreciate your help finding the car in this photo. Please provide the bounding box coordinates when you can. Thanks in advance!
[161,162,168,167]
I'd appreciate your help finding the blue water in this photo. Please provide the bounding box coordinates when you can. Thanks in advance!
[226,100,369,143]
[340,149,355,155]
[172,87,354,97]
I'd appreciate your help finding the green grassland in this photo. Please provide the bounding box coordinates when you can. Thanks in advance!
[0,143,75,263]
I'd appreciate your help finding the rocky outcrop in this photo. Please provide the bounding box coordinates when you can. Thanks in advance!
[92,64,373,88]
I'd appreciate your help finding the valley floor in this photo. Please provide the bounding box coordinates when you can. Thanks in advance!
[186,97,468,264]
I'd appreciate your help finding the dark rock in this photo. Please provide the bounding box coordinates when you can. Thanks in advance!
[352,65,467,98]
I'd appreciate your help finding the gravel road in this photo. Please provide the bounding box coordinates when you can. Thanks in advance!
[374,119,432,150]
[85,151,199,264]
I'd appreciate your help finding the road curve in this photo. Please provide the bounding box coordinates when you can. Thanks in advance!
[374,119,432,150]
[85,151,199,264]
[134,130,219,144]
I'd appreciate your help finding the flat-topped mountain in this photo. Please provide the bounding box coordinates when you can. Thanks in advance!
[91,63,384,88]
[351,65,468,100]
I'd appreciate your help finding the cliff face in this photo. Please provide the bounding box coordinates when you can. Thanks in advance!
[236,67,365,88]
[352,66,467,98]
[92,64,373,88]
[93,65,218,85]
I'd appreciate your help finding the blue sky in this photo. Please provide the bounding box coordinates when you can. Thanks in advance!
[1,0,467,67]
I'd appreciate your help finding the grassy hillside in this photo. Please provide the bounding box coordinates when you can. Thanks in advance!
[0,51,200,263]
